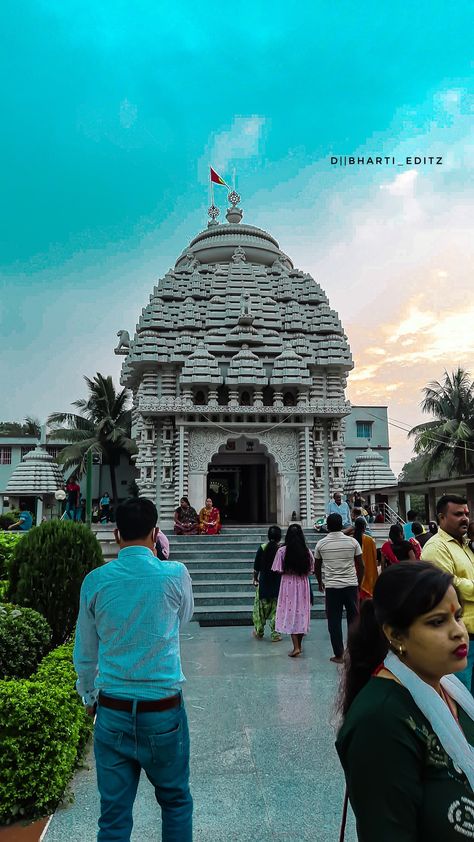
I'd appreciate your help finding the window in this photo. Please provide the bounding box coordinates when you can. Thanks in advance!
[21,446,35,458]
[46,446,64,459]
[315,466,322,477]
[146,429,154,441]
[194,390,206,406]
[240,390,251,406]
[283,391,296,407]
[356,421,373,439]
[332,431,338,442]
[334,467,340,478]
[0,447,11,464]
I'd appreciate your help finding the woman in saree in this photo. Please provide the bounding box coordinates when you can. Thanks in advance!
[174,496,199,535]
[353,516,378,599]
[199,497,221,534]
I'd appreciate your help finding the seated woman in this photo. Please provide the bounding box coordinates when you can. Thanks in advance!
[199,497,221,534]
[336,561,474,842]
[174,496,199,535]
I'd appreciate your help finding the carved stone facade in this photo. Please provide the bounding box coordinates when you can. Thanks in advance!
[119,201,353,526]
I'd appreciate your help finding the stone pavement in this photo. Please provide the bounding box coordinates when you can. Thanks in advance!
[45,623,357,841]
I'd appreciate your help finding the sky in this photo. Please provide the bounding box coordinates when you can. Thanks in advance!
[1,0,473,474]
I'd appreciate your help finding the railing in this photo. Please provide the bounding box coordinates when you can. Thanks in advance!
[380,502,404,525]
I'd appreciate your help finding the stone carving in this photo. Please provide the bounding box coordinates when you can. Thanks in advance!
[231,246,247,263]
[114,330,130,354]
[259,429,299,472]
[184,251,200,271]
[188,429,225,472]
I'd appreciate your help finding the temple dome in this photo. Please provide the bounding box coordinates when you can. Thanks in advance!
[226,345,267,386]
[344,448,397,495]
[5,445,64,496]
[175,224,294,269]
[180,341,222,385]
[270,347,311,386]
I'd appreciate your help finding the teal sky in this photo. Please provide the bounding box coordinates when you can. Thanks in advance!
[2,0,473,468]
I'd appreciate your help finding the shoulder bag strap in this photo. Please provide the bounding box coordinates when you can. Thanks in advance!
[339,788,349,842]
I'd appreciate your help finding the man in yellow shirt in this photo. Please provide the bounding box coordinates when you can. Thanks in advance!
[421,493,474,692]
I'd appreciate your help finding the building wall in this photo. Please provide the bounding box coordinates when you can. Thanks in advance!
[345,406,390,470]
[0,438,137,510]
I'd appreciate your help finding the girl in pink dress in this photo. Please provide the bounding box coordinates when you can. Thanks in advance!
[272,524,315,657]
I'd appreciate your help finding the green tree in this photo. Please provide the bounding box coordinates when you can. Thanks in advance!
[47,373,137,505]
[0,416,41,437]
[409,368,474,477]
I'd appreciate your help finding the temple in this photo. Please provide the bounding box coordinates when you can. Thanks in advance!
[118,193,353,527]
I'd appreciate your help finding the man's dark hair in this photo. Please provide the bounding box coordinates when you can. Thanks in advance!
[327,513,343,532]
[19,502,28,512]
[406,509,417,521]
[411,521,423,536]
[116,497,157,540]
[436,494,467,516]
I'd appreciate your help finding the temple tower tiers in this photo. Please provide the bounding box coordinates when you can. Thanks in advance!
[118,196,353,527]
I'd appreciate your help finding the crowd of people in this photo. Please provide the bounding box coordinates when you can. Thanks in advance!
[69,491,474,840]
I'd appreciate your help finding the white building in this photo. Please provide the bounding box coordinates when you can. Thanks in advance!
[118,196,355,527]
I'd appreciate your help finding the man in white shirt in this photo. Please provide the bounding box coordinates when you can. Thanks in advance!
[74,497,194,841]
[314,512,363,664]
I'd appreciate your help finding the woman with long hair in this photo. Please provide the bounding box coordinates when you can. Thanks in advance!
[271,524,314,657]
[336,562,474,841]
[381,523,416,567]
[353,516,378,599]
[252,525,282,642]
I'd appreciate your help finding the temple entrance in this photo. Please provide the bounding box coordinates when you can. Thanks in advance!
[207,437,278,524]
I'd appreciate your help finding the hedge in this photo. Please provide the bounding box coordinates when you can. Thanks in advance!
[0,642,93,824]
[0,603,52,679]
[0,532,22,579]
[8,520,103,645]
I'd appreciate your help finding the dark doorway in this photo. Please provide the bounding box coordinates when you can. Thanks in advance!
[207,464,268,523]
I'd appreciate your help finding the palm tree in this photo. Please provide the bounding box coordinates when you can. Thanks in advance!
[409,368,474,477]
[48,373,137,506]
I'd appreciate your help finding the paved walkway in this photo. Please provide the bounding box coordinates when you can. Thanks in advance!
[45,623,357,841]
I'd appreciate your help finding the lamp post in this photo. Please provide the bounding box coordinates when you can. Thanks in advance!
[86,450,93,526]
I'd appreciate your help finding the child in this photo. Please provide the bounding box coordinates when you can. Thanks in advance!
[272,524,314,657]
[252,525,282,642]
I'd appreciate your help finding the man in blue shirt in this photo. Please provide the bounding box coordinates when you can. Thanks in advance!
[7,502,33,531]
[74,497,194,842]
[403,509,418,540]
[326,492,352,529]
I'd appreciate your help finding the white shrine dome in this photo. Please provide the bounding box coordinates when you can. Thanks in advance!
[5,445,64,496]
[344,448,397,495]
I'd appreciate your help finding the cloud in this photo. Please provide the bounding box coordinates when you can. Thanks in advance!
[380,169,418,197]
[206,116,266,174]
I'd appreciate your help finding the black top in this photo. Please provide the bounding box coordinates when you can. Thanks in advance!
[392,540,415,561]
[336,677,474,841]
[254,542,281,600]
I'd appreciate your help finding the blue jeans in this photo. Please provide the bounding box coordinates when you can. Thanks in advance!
[65,503,80,521]
[457,642,474,694]
[94,698,192,842]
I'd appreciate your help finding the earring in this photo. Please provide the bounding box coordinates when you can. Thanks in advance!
[398,645,405,656]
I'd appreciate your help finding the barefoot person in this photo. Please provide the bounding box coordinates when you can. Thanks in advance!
[74,497,194,841]
[314,513,363,664]
[336,562,474,842]
[174,496,199,535]
[272,524,314,657]
[252,525,282,642]
[198,497,221,534]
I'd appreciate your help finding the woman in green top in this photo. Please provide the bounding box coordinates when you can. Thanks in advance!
[336,561,474,841]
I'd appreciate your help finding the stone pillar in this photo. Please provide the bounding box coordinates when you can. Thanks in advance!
[273,389,283,409]
[466,483,474,520]
[428,487,437,521]
[36,496,43,524]
[208,387,218,408]
[313,421,326,519]
[404,492,411,515]
[254,388,263,409]
[229,388,239,409]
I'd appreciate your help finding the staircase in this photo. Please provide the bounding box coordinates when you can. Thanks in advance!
[93,523,391,627]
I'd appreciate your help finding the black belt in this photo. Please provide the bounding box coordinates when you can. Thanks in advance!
[98,693,180,713]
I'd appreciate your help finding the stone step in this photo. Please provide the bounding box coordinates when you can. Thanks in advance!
[193,590,325,607]
[192,580,257,593]
[189,569,251,581]
[192,605,326,624]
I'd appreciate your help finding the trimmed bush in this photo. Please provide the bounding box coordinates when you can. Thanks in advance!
[0,510,20,530]
[0,603,52,679]
[0,531,22,578]
[0,642,93,824]
[8,520,103,645]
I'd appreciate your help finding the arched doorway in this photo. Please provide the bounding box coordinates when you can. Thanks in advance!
[207,436,278,524]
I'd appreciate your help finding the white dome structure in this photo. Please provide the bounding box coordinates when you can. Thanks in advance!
[5,443,64,522]
[344,447,397,495]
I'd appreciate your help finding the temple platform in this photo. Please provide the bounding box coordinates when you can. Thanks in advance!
[44,623,356,841]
